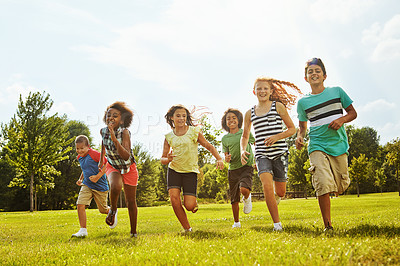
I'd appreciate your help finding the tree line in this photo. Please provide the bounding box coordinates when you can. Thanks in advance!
[0,92,399,212]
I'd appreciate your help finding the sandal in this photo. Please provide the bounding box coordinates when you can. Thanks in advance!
[106,209,118,229]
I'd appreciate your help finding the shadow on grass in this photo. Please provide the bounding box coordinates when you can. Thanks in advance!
[180,230,229,240]
[341,224,400,238]
[251,224,320,236]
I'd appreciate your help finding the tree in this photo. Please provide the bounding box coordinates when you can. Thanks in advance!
[198,116,222,167]
[287,144,312,197]
[347,126,380,162]
[1,92,73,211]
[385,138,400,196]
[349,154,369,197]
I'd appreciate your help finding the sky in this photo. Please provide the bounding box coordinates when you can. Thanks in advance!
[1,0,400,157]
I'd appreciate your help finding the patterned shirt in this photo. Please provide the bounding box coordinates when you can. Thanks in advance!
[251,101,288,159]
[101,127,135,174]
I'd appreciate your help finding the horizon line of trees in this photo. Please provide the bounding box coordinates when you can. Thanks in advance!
[0,91,399,212]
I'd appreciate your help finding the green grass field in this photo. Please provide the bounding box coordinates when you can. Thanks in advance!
[1,192,399,265]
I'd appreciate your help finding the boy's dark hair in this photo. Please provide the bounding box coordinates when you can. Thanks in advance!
[75,135,90,146]
[305,58,326,76]
[103,101,134,128]
[165,104,194,128]
[221,108,243,132]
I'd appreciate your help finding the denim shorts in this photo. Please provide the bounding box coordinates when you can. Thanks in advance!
[255,153,288,182]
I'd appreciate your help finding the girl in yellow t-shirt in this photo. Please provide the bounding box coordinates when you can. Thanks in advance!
[161,104,224,232]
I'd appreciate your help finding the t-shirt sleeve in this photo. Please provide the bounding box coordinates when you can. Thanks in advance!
[338,87,353,109]
[297,99,308,122]
[88,149,101,163]
[221,136,228,153]
[191,126,201,143]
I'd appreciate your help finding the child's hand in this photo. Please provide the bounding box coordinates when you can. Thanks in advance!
[89,175,98,183]
[295,136,304,150]
[328,117,344,130]
[264,135,279,147]
[76,180,83,186]
[167,151,175,163]
[216,159,224,170]
[241,150,250,165]
[225,154,231,163]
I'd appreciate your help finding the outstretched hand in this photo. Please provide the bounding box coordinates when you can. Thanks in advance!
[216,159,224,170]
[76,180,83,186]
[241,150,250,165]
[295,136,304,150]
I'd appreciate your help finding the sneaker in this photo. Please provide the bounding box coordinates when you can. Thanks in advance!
[131,233,138,238]
[108,209,118,229]
[71,229,88,238]
[275,193,281,205]
[324,225,334,233]
[184,227,193,233]
[273,225,283,232]
[232,222,241,228]
[243,194,252,214]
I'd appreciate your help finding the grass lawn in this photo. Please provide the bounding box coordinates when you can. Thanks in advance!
[1,192,399,265]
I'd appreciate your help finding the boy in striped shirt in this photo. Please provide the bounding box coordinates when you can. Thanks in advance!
[296,58,357,232]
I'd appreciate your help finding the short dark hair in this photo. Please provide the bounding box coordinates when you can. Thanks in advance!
[75,135,89,146]
[164,104,194,128]
[221,108,243,132]
[103,101,134,128]
[305,58,326,76]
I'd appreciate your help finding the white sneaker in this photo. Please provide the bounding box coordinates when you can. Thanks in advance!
[71,228,88,238]
[184,227,193,233]
[109,209,118,229]
[243,194,252,214]
[275,193,281,205]
[232,222,241,228]
[273,224,283,232]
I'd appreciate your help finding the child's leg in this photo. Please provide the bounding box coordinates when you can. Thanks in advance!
[106,171,123,225]
[183,195,197,212]
[93,190,110,215]
[318,193,331,227]
[169,188,190,230]
[231,202,239,222]
[77,204,87,228]
[274,181,286,198]
[260,172,280,223]
[240,187,251,199]
[123,184,138,235]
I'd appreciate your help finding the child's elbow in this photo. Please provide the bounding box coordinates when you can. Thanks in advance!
[288,127,296,136]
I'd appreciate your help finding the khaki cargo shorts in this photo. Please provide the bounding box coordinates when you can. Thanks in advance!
[309,151,350,197]
[76,184,109,213]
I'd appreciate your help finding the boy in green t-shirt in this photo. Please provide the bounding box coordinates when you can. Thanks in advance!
[221,108,255,228]
[296,58,357,232]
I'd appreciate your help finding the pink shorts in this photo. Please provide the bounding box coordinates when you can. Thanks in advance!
[106,162,139,186]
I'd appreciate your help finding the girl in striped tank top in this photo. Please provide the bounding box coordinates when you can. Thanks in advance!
[240,77,301,231]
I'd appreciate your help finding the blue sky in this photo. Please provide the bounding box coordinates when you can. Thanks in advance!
[1,0,399,157]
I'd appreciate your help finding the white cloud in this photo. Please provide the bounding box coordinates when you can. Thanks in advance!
[362,14,400,62]
[309,0,376,23]
[53,101,76,115]
[0,83,40,104]
[357,99,396,113]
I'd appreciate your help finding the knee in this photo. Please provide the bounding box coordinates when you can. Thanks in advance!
[126,199,137,210]
[184,202,196,212]
[276,191,286,198]
[99,208,109,214]
[240,187,250,196]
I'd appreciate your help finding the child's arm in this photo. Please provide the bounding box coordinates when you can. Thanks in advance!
[328,104,357,130]
[197,132,224,170]
[89,163,107,183]
[240,110,252,165]
[161,138,175,165]
[264,102,296,146]
[76,172,84,186]
[296,121,308,150]
[99,141,105,170]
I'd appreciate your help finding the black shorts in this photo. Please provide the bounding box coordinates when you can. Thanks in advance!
[167,168,198,197]
[228,165,253,204]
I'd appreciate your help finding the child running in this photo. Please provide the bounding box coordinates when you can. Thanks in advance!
[99,101,139,237]
[241,77,301,231]
[296,58,357,232]
[72,135,109,238]
[161,104,224,232]
[221,108,255,228]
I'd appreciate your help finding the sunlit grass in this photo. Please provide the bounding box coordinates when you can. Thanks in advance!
[1,193,399,265]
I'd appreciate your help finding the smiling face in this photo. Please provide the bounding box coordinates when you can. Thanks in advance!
[305,65,326,85]
[254,80,273,102]
[106,108,122,130]
[75,142,89,157]
[226,112,239,132]
[171,108,187,128]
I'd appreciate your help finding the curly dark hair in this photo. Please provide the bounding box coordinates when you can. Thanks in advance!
[103,101,134,128]
[164,104,194,128]
[221,108,243,132]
